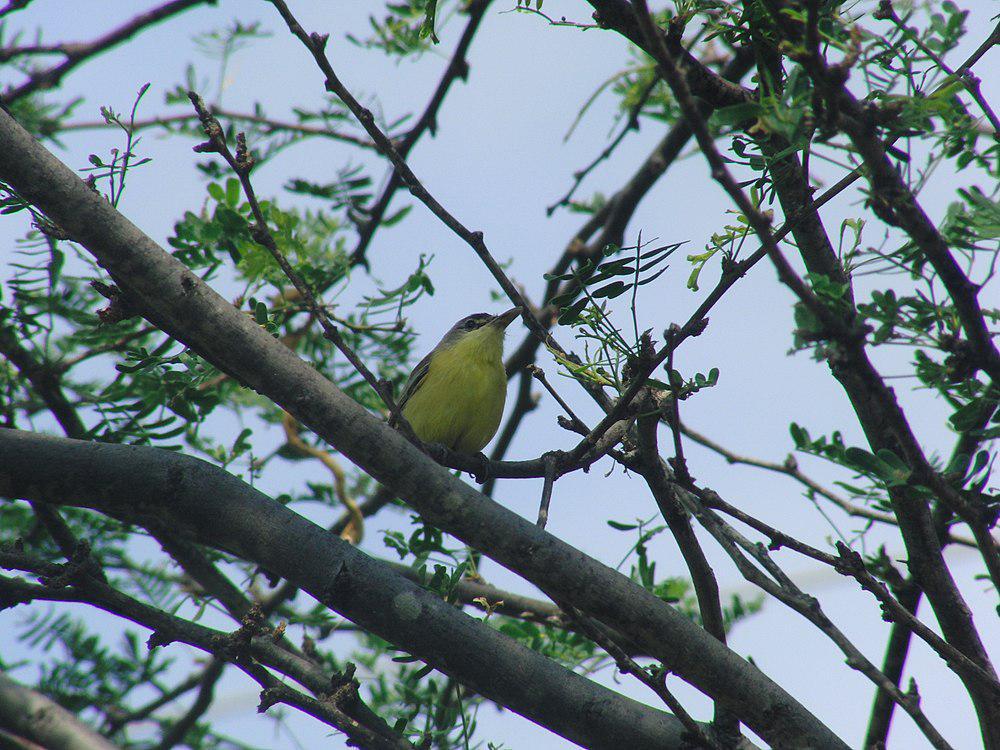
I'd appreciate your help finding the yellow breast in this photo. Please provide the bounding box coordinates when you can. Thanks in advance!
[401,330,508,454]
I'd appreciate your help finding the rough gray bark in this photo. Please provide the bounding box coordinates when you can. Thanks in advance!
[0,672,121,750]
[1,428,695,750]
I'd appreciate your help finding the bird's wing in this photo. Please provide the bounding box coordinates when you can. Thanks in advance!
[392,350,434,421]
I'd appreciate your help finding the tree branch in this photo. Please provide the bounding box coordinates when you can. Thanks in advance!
[619,4,1000,739]
[0,429,720,750]
[1,0,211,103]
[0,104,847,747]
[0,672,121,750]
[59,109,378,149]
[636,400,738,740]
[350,0,493,268]
[151,659,225,750]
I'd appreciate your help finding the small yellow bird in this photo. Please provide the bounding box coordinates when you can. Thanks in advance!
[395,307,521,455]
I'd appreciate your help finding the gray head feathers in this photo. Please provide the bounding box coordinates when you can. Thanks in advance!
[438,313,494,347]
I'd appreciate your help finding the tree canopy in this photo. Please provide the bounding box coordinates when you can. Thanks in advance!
[0,1,998,749]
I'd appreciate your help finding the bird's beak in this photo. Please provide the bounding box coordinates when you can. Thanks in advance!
[491,306,521,329]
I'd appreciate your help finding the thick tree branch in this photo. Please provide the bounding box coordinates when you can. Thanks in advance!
[613,5,1000,741]
[0,672,121,750]
[0,96,845,748]
[0,429,720,750]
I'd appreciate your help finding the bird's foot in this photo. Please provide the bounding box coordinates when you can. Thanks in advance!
[423,444,490,484]
[471,452,491,484]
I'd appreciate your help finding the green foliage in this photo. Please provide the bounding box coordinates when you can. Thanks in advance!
[790,423,914,493]
[547,240,679,326]
[608,516,762,630]
[193,21,271,62]
[286,164,375,212]
[347,0,447,56]
[941,187,1000,249]
[357,633,481,749]
[686,209,753,292]
[2,1,998,747]
[371,512,606,745]
[1,93,81,142]
[545,239,683,392]
[84,84,153,209]
[16,611,173,728]
[653,366,720,400]
[711,66,814,145]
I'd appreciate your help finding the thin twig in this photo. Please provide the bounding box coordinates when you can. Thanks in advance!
[874,3,1000,135]
[152,659,225,750]
[635,399,737,738]
[681,421,984,549]
[662,326,690,485]
[1,0,210,103]
[265,0,569,366]
[561,602,727,750]
[349,0,493,268]
[554,153,875,469]
[186,92,414,437]
[683,484,955,750]
[834,542,1000,698]
[527,364,587,433]
[546,74,659,216]
[536,454,557,528]
[0,563,408,748]
[104,670,203,735]
[60,108,378,149]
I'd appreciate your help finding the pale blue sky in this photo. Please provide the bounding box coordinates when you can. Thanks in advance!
[2,1,998,748]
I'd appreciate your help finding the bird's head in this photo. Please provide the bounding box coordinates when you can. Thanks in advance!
[437,307,521,361]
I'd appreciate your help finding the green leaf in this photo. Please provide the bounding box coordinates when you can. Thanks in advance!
[711,102,761,128]
[949,399,990,432]
[636,266,669,286]
[845,447,884,474]
[419,0,439,43]
[967,450,990,479]
[557,298,588,325]
[382,205,412,227]
[47,247,65,290]
[225,177,241,206]
[590,280,628,299]
[207,182,225,203]
[875,449,912,485]
[607,520,638,531]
